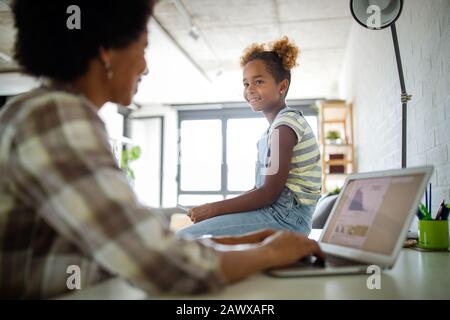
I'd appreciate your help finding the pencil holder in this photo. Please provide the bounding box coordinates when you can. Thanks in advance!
[418,220,449,250]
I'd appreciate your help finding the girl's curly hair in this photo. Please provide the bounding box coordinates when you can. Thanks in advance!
[240,36,299,95]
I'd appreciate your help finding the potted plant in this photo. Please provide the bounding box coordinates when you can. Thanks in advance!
[121,145,141,182]
[329,186,342,196]
[325,130,342,144]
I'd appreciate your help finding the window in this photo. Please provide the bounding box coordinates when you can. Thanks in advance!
[177,101,319,206]
[180,119,222,191]
[227,118,268,191]
[130,117,163,207]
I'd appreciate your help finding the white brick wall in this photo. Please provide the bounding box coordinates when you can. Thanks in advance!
[340,0,450,215]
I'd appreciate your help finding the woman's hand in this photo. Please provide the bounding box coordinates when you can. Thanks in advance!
[261,231,324,269]
[188,203,218,223]
[218,230,324,283]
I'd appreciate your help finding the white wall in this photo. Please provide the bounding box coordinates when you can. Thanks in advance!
[134,19,239,104]
[340,0,450,214]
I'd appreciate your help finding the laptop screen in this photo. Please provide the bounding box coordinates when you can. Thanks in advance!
[321,173,426,255]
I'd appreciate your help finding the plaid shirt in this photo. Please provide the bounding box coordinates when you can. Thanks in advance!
[0,83,224,299]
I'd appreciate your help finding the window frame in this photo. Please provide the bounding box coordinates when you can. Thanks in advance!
[176,99,319,203]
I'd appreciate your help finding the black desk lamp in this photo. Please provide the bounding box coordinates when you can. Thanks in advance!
[350,0,411,168]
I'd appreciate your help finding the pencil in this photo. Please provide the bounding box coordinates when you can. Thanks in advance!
[430,183,432,218]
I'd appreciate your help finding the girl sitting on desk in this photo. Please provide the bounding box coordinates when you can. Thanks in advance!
[178,37,322,238]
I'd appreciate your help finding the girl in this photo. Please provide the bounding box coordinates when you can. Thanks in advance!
[178,36,322,238]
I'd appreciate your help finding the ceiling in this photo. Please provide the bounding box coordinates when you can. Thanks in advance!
[146,0,353,103]
[0,0,353,103]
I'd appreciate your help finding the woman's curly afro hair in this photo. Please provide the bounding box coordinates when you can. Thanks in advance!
[13,0,155,82]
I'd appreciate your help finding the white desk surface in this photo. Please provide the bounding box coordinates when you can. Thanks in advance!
[61,230,450,300]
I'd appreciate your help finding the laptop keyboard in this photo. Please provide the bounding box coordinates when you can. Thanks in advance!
[324,255,368,267]
[298,254,368,268]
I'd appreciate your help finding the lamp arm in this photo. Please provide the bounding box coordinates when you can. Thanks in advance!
[390,23,411,168]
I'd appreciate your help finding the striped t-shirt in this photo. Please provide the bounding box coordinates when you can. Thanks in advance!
[268,107,322,205]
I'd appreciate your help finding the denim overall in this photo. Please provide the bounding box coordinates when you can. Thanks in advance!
[177,111,314,238]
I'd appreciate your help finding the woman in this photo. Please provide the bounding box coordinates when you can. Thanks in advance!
[0,0,323,298]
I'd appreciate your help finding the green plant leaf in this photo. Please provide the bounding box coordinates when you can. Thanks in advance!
[325,130,340,140]
[120,145,141,181]
[419,203,432,220]
[329,186,341,195]
[127,168,135,180]
[130,146,141,160]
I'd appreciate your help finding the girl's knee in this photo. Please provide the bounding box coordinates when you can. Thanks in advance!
[176,225,200,238]
[176,221,215,238]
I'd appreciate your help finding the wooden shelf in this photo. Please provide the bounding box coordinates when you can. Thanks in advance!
[323,120,346,124]
[317,100,356,193]
[325,174,349,180]
[326,159,353,165]
[324,143,353,147]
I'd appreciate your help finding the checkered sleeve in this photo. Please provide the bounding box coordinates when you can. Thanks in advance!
[10,92,225,294]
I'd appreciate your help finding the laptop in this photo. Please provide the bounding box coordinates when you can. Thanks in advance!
[267,166,433,277]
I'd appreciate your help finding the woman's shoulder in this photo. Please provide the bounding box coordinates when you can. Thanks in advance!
[19,86,91,109]
[4,87,97,124]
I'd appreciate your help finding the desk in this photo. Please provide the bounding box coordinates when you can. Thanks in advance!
[61,230,450,300]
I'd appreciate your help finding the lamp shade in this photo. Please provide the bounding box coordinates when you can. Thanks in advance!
[350,0,403,30]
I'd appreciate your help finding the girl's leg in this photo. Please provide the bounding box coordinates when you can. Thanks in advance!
[269,187,315,235]
[176,187,316,238]
[176,208,284,238]
[285,204,314,234]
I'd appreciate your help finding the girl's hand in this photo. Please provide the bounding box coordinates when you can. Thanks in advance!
[188,203,218,223]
